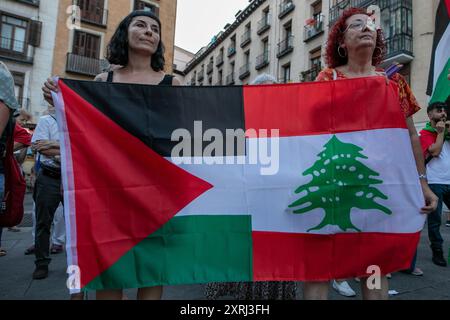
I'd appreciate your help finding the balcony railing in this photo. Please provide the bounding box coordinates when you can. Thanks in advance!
[304,15,325,42]
[206,62,214,74]
[226,72,235,85]
[257,16,270,35]
[227,45,236,57]
[0,37,34,64]
[255,51,269,70]
[330,0,412,26]
[240,30,251,48]
[15,0,40,6]
[216,54,224,67]
[329,0,375,26]
[385,33,413,60]
[239,63,251,80]
[277,35,294,58]
[301,64,322,82]
[279,0,295,19]
[66,53,103,76]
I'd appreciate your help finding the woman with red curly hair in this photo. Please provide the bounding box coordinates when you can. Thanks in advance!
[305,7,438,300]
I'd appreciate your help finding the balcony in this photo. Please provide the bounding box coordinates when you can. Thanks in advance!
[216,54,224,67]
[255,51,269,70]
[301,64,322,82]
[277,36,294,59]
[66,53,103,76]
[227,45,236,57]
[383,33,414,65]
[279,1,295,19]
[257,16,270,35]
[329,0,375,26]
[239,63,251,80]
[304,15,324,42]
[0,37,34,64]
[240,30,251,48]
[206,62,214,74]
[15,0,40,6]
[226,72,235,85]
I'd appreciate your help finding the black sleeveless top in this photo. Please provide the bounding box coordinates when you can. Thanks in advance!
[106,71,174,85]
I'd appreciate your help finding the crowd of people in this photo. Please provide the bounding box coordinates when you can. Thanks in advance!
[0,7,449,300]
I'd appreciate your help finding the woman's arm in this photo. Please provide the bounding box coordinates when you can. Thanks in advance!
[406,116,438,213]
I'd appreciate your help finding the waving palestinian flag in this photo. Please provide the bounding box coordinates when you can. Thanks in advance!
[427,0,450,103]
[54,77,425,292]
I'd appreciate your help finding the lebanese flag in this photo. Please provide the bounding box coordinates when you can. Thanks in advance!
[427,0,450,103]
[54,77,425,292]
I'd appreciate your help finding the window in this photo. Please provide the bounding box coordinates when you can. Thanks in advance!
[134,0,159,16]
[310,47,321,69]
[11,71,25,107]
[77,0,106,26]
[282,63,291,83]
[263,38,269,54]
[0,13,28,53]
[73,30,100,58]
[218,69,223,84]
[284,22,292,41]
[312,1,323,25]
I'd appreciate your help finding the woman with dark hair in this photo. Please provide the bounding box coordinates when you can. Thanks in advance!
[42,10,180,300]
[305,7,438,300]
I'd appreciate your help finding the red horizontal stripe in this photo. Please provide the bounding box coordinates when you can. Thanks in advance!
[243,77,407,138]
[252,231,419,281]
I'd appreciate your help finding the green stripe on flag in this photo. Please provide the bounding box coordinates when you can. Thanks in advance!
[430,58,450,104]
[85,215,253,290]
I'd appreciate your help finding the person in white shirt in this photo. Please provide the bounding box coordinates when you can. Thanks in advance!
[31,107,65,279]
[419,101,450,267]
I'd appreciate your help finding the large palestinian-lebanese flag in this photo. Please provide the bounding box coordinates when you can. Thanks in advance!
[54,77,425,292]
[427,0,450,103]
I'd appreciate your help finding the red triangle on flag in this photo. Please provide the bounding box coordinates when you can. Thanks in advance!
[59,81,213,287]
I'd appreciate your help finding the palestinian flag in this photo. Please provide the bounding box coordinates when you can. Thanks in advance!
[54,77,425,292]
[427,0,450,103]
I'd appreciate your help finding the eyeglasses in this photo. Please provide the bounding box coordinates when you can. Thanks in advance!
[343,17,378,33]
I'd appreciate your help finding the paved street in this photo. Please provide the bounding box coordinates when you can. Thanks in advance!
[1,193,449,300]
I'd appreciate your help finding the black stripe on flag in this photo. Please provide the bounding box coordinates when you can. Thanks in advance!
[427,0,450,96]
[62,79,246,157]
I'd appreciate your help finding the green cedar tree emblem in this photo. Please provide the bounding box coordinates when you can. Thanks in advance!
[288,135,392,232]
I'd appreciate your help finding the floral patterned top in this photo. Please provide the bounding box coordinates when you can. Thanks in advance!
[316,67,421,118]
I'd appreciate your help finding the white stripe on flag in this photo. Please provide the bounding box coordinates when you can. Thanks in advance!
[170,128,425,235]
[433,24,450,90]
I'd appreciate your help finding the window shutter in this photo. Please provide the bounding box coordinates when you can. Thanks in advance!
[28,20,42,47]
